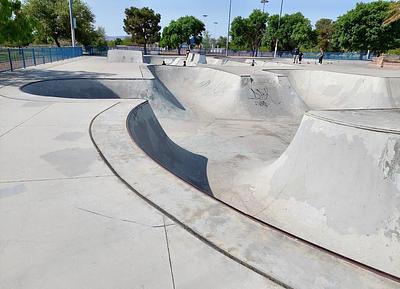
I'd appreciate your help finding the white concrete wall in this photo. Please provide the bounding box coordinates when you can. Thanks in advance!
[287,70,399,109]
[107,49,143,63]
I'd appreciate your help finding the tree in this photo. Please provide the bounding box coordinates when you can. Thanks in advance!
[216,36,227,48]
[315,18,335,51]
[123,7,161,55]
[115,38,123,45]
[333,1,400,53]
[384,1,400,25]
[202,30,212,49]
[265,12,314,51]
[230,9,268,56]
[0,0,33,46]
[24,0,99,47]
[160,16,205,54]
[92,27,107,47]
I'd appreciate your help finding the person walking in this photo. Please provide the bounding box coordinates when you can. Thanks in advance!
[318,48,325,64]
[293,47,299,64]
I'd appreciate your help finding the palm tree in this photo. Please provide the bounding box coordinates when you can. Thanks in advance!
[383,2,400,25]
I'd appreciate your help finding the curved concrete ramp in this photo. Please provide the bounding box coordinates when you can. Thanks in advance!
[149,66,307,120]
[146,66,400,278]
[242,110,400,277]
[20,78,185,110]
[127,101,213,195]
[282,70,400,109]
[91,101,400,289]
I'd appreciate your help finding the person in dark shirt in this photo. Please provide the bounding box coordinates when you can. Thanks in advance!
[298,51,304,64]
[293,47,299,64]
[318,48,325,64]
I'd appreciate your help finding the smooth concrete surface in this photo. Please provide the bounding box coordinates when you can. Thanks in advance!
[1,56,400,288]
[107,49,144,63]
[91,101,399,289]
[146,64,400,277]
[0,59,286,289]
[284,69,400,109]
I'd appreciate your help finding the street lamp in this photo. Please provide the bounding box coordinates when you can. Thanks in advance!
[226,0,232,57]
[261,0,269,13]
[202,14,208,28]
[274,0,284,58]
[68,0,76,47]
[213,21,218,38]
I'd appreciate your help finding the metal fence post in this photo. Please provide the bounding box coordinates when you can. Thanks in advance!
[49,48,52,62]
[42,48,45,64]
[7,49,13,71]
[32,48,37,66]
[20,48,26,68]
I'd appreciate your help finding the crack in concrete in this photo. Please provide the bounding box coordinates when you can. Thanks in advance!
[76,207,175,229]
[163,215,176,289]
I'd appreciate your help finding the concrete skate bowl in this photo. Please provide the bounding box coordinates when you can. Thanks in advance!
[20,78,184,109]
[126,65,400,281]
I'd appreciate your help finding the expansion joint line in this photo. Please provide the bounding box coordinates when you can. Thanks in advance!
[163,215,176,289]
[0,104,52,139]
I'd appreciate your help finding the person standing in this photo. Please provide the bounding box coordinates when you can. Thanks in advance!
[318,48,325,64]
[298,51,304,64]
[293,47,299,64]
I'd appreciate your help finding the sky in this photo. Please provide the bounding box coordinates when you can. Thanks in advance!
[84,0,376,38]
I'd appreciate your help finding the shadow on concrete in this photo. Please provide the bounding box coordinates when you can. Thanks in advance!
[127,101,213,196]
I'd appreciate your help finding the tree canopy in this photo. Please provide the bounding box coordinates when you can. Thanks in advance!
[123,7,161,54]
[0,0,33,46]
[265,12,314,51]
[384,1,400,25]
[333,1,400,52]
[315,18,336,51]
[230,9,268,56]
[160,16,205,54]
[24,0,103,47]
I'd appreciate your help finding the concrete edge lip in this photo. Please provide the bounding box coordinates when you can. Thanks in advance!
[306,110,400,134]
[89,101,400,289]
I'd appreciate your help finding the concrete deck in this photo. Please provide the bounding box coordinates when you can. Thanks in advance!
[1,55,400,288]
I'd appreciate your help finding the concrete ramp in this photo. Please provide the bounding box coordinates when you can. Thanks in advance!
[249,111,400,277]
[127,101,213,195]
[145,65,400,279]
[149,66,307,120]
[284,70,400,109]
[107,49,143,63]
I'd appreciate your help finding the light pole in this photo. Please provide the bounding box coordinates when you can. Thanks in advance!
[274,0,284,58]
[68,0,76,47]
[202,14,208,26]
[213,21,218,38]
[261,0,269,13]
[226,0,232,57]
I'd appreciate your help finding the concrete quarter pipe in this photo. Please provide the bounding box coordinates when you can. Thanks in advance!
[128,65,400,280]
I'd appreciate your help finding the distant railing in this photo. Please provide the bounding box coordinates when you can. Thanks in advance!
[86,45,207,56]
[207,49,374,60]
[0,46,83,72]
[84,45,382,61]
[277,51,374,61]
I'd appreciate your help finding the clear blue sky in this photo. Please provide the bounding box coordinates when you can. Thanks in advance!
[84,0,376,37]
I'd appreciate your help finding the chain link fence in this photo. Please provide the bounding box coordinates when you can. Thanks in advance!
[85,45,376,61]
[0,47,83,72]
